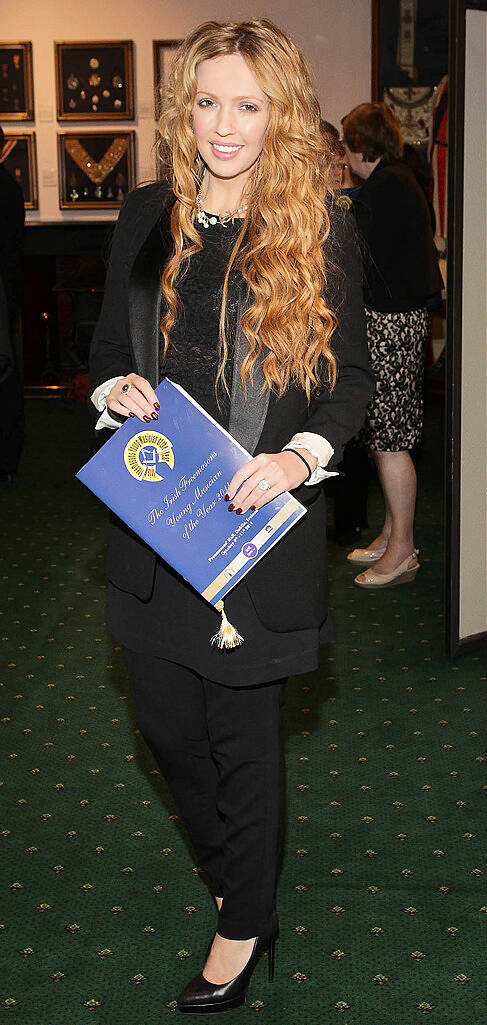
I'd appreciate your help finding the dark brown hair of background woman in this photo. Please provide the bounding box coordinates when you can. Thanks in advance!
[342,102,403,163]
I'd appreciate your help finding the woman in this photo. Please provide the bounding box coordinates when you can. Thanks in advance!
[320,120,346,190]
[342,102,443,589]
[90,20,373,1013]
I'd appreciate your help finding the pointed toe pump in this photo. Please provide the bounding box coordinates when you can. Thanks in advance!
[177,911,278,1014]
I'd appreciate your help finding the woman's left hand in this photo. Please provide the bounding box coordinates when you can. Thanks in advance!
[226,450,317,515]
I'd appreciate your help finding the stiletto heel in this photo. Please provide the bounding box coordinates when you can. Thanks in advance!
[267,934,276,982]
[177,909,279,1014]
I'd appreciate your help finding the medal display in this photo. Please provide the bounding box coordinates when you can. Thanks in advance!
[58,131,135,209]
[383,85,436,146]
[55,42,134,120]
[0,131,38,208]
[0,42,34,120]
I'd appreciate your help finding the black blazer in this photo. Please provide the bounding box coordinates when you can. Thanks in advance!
[0,166,25,324]
[90,181,374,633]
[355,160,443,313]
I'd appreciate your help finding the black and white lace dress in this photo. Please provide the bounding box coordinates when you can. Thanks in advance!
[361,306,429,452]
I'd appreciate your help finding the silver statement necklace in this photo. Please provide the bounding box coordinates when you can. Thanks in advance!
[195,178,248,229]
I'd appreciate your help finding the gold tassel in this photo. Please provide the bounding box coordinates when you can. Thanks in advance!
[210,600,244,649]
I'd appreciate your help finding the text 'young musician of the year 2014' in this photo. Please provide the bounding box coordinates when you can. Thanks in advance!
[89,19,374,1015]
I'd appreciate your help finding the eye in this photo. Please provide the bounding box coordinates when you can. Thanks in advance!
[197,98,214,108]
[241,103,258,112]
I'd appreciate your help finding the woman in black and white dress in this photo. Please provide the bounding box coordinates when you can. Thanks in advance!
[342,102,443,589]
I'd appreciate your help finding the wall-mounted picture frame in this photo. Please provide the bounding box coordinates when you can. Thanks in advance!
[153,39,181,119]
[55,41,134,121]
[57,130,135,209]
[0,42,34,120]
[0,131,38,208]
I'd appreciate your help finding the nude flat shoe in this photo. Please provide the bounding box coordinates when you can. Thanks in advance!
[347,544,387,565]
[354,551,420,589]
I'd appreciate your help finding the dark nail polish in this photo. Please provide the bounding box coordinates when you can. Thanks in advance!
[143,415,151,423]
[250,505,256,511]
[129,412,135,417]
[154,401,160,410]
[228,504,235,512]
[224,493,229,502]
[236,508,242,515]
[151,411,159,420]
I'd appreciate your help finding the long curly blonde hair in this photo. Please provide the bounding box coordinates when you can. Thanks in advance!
[157,19,337,400]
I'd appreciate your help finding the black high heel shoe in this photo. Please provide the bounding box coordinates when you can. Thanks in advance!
[177,910,278,1014]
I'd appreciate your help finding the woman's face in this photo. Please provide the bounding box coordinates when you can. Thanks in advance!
[192,53,270,184]
[343,143,366,179]
[330,153,345,189]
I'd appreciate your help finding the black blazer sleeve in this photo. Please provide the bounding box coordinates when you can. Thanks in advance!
[356,163,443,311]
[89,193,137,393]
[299,203,375,467]
[89,182,170,394]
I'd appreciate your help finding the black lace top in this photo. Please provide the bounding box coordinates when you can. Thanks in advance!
[160,217,243,428]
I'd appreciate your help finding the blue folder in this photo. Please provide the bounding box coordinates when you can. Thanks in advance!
[77,379,306,607]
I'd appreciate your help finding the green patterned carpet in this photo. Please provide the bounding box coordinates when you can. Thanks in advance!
[0,398,484,1025]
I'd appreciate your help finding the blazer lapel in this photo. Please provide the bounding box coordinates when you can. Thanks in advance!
[228,296,270,454]
[128,197,174,387]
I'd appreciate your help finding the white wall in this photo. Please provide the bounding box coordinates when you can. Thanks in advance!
[459,9,487,641]
[2,0,371,222]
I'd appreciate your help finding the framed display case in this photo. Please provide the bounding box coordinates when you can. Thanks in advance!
[153,39,181,118]
[0,131,38,208]
[55,41,134,120]
[0,42,34,120]
[57,130,135,209]
[372,1,448,147]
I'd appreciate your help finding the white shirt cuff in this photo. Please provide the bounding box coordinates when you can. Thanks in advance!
[283,432,337,485]
[91,376,124,431]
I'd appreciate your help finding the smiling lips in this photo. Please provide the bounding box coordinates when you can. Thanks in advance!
[210,142,244,159]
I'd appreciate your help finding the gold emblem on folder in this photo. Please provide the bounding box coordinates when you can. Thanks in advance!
[124,432,174,482]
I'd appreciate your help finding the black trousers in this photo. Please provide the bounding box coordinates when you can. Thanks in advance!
[124,650,286,940]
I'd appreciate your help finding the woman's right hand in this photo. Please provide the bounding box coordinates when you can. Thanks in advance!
[106,373,160,423]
